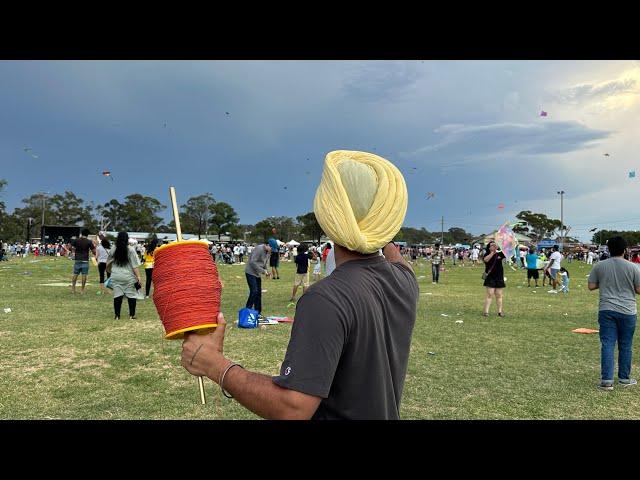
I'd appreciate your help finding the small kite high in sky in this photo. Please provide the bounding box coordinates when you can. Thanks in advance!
[102,171,114,181]
[497,203,505,210]
[23,146,39,159]
[225,112,230,115]
[604,153,610,157]
[630,171,636,179]
[589,228,598,232]
[426,192,435,200]
[540,110,548,117]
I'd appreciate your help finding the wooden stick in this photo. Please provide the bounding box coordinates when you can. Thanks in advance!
[169,186,207,405]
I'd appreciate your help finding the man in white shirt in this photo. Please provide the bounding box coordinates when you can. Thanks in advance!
[547,245,564,293]
[587,250,594,265]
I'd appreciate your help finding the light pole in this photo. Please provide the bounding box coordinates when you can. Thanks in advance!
[40,191,49,243]
[557,190,565,249]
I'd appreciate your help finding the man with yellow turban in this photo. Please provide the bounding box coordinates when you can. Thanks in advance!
[181,150,418,419]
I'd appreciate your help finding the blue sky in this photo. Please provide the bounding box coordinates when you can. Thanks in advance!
[1,60,639,241]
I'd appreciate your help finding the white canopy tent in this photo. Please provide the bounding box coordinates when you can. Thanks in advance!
[287,240,300,246]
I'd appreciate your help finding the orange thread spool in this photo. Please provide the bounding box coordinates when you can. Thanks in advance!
[152,240,222,339]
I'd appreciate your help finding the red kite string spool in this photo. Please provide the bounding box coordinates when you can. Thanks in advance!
[152,241,222,339]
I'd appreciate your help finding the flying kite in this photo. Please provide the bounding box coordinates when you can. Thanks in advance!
[630,171,636,179]
[426,192,435,199]
[23,146,39,159]
[604,153,610,157]
[540,110,548,117]
[102,171,114,181]
[589,228,598,232]
[494,222,519,264]
[225,112,230,115]
[283,186,288,190]
[497,203,505,210]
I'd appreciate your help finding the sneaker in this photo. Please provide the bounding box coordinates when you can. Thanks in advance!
[497,312,505,317]
[129,316,137,320]
[597,382,614,391]
[619,378,637,387]
[548,290,558,294]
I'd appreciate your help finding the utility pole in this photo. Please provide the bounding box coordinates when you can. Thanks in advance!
[441,216,444,244]
[557,190,565,249]
[40,192,47,243]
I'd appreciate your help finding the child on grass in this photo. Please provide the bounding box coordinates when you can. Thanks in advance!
[558,267,570,293]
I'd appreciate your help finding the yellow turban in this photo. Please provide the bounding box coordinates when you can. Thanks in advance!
[313,150,408,254]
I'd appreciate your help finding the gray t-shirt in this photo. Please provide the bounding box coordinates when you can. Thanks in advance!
[272,255,419,420]
[588,257,640,315]
[245,244,270,277]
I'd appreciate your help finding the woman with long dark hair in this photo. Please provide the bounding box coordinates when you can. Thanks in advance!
[106,231,142,320]
[96,238,111,294]
[482,240,506,317]
[142,234,158,298]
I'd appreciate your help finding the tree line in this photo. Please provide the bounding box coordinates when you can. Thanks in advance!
[1,179,626,245]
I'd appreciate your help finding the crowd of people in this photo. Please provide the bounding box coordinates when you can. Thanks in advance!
[5,150,640,419]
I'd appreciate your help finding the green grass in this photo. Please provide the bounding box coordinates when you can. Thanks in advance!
[1,255,638,419]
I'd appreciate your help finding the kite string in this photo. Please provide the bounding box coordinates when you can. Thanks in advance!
[153,243,222,337]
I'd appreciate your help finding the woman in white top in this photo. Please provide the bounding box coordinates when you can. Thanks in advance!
[96,238,111,294]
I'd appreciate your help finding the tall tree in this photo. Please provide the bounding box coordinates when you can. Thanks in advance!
[296,212,324,243]
[181,193,215,239]
[515,210,563,241]
[209,202,239,239]
[252,216,298,243]
[120,194,166,232]
[99,199,125,231]
[49,191,94,226]
[13,193,57,237]
[0,180,24,242]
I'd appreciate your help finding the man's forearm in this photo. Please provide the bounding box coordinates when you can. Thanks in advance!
[209,356,310,419]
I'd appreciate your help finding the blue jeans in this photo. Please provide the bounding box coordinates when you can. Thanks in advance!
[432,263,440,283]
[598,310,637,382]
[245,273,262,314]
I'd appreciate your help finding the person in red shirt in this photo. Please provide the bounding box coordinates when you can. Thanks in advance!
[631,252,640,264]
[322,243,332,263]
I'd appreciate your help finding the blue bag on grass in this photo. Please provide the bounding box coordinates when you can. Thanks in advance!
[238,307,259,328]
[104,277,113,290]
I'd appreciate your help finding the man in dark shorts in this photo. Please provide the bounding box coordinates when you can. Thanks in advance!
[180,150,417,419]
[268,228,280,279]
[525,247,540,287]
[69,228,96,294]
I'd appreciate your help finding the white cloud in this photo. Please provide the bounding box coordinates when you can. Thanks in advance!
[552,66,640,111]
[403,121,612,162]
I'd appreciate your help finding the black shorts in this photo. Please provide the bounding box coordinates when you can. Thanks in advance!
[527,268,539,280]
[483,276,506,289]
[269,253,280,268]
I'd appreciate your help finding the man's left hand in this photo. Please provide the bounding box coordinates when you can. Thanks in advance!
[181,312,228,381]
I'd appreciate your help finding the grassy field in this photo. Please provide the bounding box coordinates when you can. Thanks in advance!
[1,254,639,419]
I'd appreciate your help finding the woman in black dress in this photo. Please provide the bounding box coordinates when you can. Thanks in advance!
[483,241,506,317]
